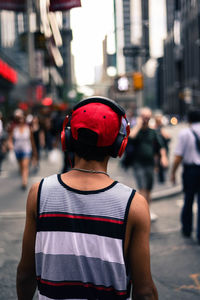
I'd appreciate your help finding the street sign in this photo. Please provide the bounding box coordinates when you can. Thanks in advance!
[123,46,140,57]
[123,46,149,57]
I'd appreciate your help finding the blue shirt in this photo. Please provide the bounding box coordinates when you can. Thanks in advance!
[175,123,200,165]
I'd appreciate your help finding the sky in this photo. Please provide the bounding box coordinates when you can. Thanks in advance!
[70,0,167,86]
[70,0,114,86]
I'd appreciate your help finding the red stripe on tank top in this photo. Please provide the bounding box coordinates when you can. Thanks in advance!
[39,213,124,224]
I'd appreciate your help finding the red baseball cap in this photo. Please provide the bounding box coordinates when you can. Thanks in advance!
[70,102,122,147]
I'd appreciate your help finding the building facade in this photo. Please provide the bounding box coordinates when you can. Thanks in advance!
[163,0,200,116]
[0,1,77,115]
[112,0,150,108]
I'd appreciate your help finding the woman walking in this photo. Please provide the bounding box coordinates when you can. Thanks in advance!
[8,109,36,189]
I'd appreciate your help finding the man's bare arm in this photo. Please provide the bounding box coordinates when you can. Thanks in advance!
[129,117,143,138]
[170,155,182,184]
[160,147,168,168]
[16,182,39,300]
[129,193,158,300]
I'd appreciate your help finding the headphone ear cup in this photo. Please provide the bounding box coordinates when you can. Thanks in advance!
[61,128,66,151]
[110,133,125,158]
[61,127,72,152]
[118,136,128,157]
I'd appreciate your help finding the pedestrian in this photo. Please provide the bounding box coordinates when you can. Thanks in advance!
[154,112,171,183]
[0,111,7,173]
[171,108,200,245]
[8,109,37,190]
[129,107,168,221]
[43,115,55,153]
[16,97,158,300]
[30,115,45,173]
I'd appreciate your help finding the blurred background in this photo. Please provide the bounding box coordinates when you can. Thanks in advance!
[0,0,198,121]
[1,2,200,299]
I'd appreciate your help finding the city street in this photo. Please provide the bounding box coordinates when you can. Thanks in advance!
[1,1,200,299]
[0,123,200,299]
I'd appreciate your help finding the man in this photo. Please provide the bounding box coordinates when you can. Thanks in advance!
[171,108,200,245]
[154,112,171,183]
[17,97,158,300]
[129,107,168,221]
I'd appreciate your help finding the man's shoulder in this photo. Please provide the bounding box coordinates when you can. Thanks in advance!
[43,173,58,182]
[128,192,150,225]
[39,174,59,190]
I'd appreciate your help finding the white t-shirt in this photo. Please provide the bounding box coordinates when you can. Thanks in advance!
[175,123,200,165]
[13,125,32,153]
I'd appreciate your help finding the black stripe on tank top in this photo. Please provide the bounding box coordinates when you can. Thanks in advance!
[37,212,124,239]
[37,277,129,300]
[57,173,118,194]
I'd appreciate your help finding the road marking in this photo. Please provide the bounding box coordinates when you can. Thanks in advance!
[0,211,25,218]
[177,273,200,291]
[151,225,181,235]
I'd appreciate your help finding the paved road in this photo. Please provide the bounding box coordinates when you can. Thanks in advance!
[0,122,199,299]
[151,196,200,299]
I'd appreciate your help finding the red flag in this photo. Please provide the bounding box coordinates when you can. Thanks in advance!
[49,0,81,12]
[0,0,26,12]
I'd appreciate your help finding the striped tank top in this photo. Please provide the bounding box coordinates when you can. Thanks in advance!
[35,174,135,300]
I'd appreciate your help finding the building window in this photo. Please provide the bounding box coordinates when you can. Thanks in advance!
[1,11,15,47]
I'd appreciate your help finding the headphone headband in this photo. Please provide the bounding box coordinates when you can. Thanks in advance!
[73,96,126,117]
[61,96,130,157]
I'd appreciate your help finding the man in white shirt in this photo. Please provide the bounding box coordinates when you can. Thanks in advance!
[171,108,200,245]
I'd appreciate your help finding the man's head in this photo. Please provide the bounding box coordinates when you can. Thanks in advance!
[139,107,152,127]
[61,97,130,161]
[187,108,200,124]
[154,112,163,127]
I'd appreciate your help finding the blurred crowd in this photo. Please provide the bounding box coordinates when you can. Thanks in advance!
[0,106,70,189]
[0,105,171,192]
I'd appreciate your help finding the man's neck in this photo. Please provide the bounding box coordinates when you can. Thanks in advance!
[74,156,109,173]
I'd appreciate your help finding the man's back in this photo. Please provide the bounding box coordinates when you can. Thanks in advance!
[36,174,135,299]
[17,97,158,300]
[133,128,160,165]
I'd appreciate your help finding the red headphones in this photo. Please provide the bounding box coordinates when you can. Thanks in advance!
[61,96,130,158]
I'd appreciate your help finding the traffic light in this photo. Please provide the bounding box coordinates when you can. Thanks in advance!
[133,72,143,90]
